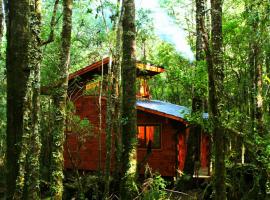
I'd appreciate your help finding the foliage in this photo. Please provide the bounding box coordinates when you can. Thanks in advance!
[64,173,104,200]
[226,164,268,200]
[1,0,270,198]
[140,168,167,200]
[148,42,208,107]
[174,174,193,191]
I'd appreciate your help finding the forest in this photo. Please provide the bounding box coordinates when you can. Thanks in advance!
[0,0,270,199]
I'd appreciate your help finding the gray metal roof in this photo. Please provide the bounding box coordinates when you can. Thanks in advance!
[136,99,208,121]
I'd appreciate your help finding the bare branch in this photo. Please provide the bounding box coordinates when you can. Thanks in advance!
[41,0,60,46]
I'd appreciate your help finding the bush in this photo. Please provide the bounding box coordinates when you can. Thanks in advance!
[141,174,167,200]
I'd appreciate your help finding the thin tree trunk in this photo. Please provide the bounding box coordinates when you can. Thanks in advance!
[248,40,256,134]
[50,0,72,199]
[98,58,104,174]
[112,1,123,193]
[104,57,113,199]
[255,56,263,136]
[247,3,264,137]
[120,0,137,199]
[0,0,3,45]
[210,0,226,199]
[266,46,270,115]
[184,0,205,178]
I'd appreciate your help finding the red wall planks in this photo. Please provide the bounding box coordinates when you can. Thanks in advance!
[64,96,184,177]
[64,95,210,177]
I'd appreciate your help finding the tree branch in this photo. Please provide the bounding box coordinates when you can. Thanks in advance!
[41,0,60,46]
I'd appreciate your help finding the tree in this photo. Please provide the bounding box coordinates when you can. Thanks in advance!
[120,0,137,199]
[246,1,264,137]
[0,0,3,45]
[50,0,73,199]
[6,0,42,198]
[183,0,205,179]
[209,0,226,199]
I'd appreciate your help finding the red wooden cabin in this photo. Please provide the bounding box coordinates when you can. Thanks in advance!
[64,57,210,177]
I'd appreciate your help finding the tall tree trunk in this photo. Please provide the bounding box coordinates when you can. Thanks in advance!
[0,0,3,45]
[255,54,263,136]
[210,0,226,199]
[13,1,42,199]
[120,0,137,199]
[50,0,72,199]
[104,57,113,199]
[6,0,42,198]
[26,1,42,198]
[247,3,264,137]
[112,1,123,193]
[266,46,270,115]
[6,1,30,198]
[183,0,205,178]
[248,45,255,131]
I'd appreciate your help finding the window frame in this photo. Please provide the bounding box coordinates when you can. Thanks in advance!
[137,124,162,149]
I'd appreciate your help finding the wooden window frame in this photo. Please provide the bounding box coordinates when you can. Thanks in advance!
[137,124,161,149]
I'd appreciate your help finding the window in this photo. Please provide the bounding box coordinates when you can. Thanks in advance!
[136,78,150,98]
[137,125,161,149]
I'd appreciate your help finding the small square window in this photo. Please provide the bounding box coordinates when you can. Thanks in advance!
[137,125,161,149]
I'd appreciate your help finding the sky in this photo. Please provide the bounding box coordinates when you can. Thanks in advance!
[99,0,195,61]
[135,0,195,61]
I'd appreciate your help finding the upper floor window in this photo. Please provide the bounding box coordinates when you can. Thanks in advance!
[84,76,107,96]
[137,125,161,149]
[136,78,150,98]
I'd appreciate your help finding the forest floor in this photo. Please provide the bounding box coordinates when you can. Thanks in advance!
[0,164,5,199]
[165,189,202,200]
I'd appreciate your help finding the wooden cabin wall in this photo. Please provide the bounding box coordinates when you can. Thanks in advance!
[137,111,181,177]
[64,95,210,177]
[64,96,186,177]
[64,96,108,171]
[177,128,189,173]
[177,128,210,176]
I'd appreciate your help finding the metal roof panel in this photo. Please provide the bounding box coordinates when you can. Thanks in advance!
[136,99,208,121]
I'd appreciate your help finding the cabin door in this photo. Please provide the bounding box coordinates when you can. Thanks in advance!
[177,132,187,173]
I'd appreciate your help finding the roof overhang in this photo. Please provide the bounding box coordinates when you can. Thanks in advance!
[136,105,188,125]
[68,57,165,81]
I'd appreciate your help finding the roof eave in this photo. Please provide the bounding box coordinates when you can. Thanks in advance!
[136,105,188,125]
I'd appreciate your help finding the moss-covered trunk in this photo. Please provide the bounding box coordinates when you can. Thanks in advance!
[0,0,3,45]
[6,2,30,197]
[112,1,123,194]
[104,57,113,198]
[50,0,72,199]
[210,0,226,199]
[26,2,42,198]
[6,0,42,198]
[247,4,264,137]
[120,0,137,199]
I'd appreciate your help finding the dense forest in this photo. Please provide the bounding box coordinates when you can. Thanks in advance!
[0,0,270,199]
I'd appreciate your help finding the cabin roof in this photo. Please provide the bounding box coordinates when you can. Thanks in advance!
[136,99,208,124]
[69,57,165,82]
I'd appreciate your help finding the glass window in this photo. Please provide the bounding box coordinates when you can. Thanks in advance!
[137,125,161,149]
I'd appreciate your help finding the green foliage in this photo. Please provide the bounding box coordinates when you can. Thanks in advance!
[226,164,268,200]
[66,101,93,137]
[148,42,207,107]
[141,173,167,200]
[64,173,105,200]
[0,0,269,198]
[174,174,193,191]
